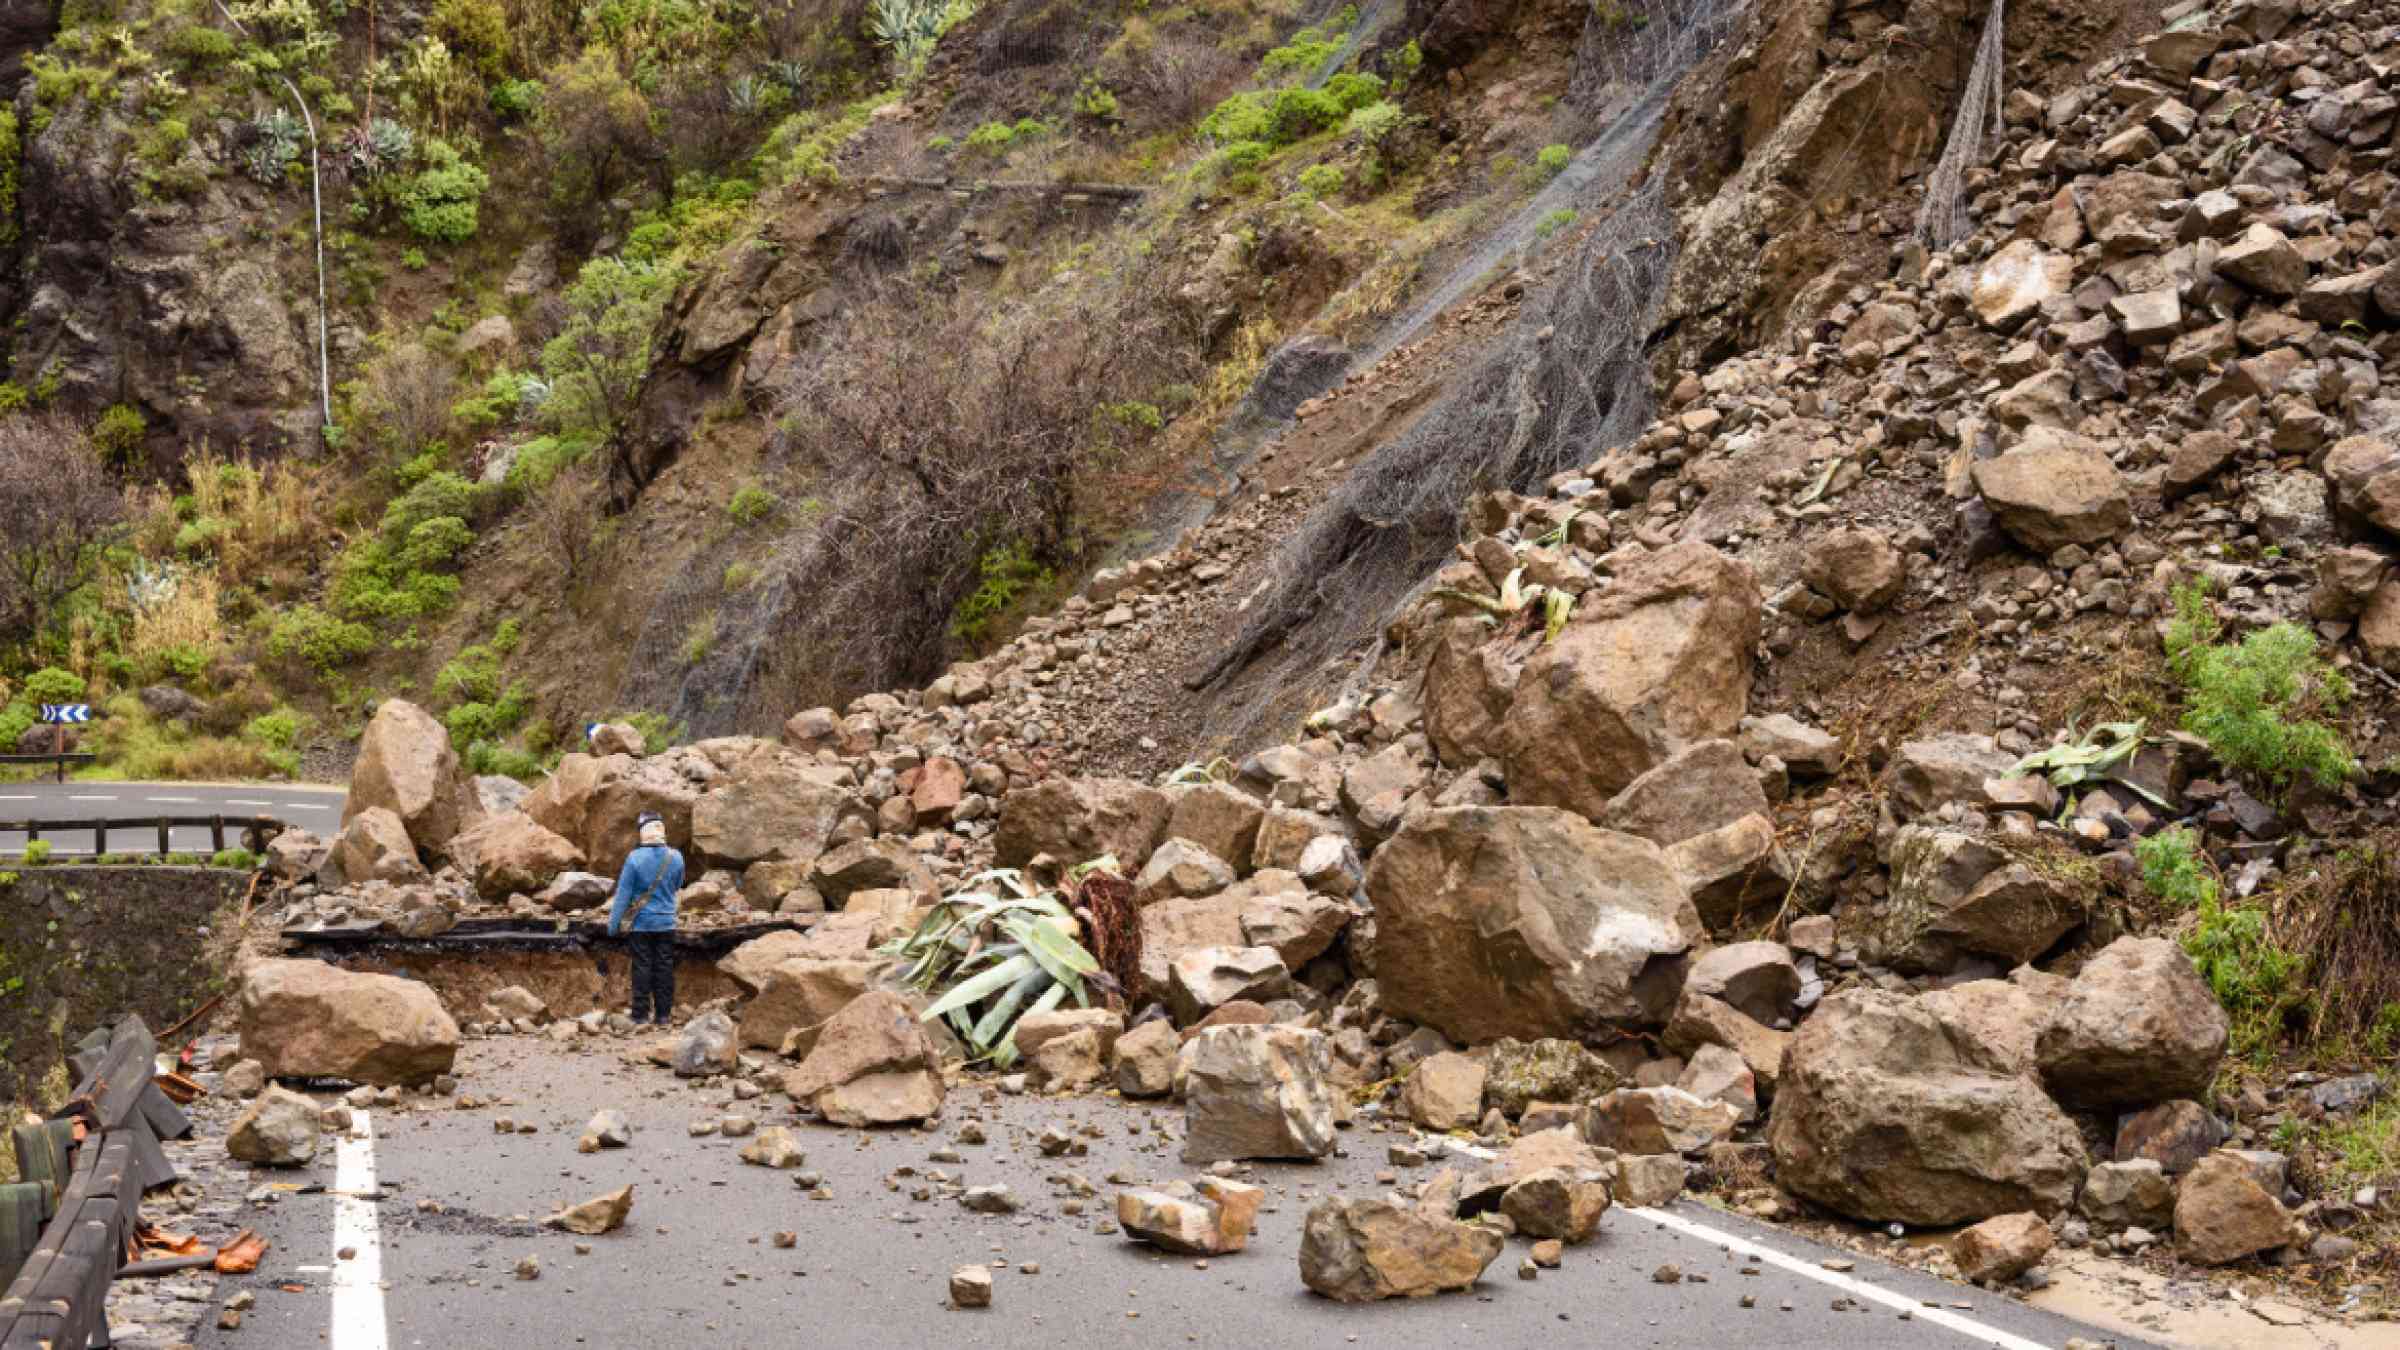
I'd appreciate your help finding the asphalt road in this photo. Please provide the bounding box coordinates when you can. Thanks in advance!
[192,1034,2155,1350]
[0,780,346,856]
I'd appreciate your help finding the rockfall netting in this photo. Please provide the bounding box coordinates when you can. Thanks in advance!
[1915,0,2009,249]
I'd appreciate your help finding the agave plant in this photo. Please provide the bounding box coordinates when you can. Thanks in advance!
[339,117,415,179]
[1432,566,1575,642]
[2010,719,2170,811]
[882,868,1103,1067]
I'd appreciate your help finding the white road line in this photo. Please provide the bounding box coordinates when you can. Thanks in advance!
[69,794,116,801]
[228,799,274,807]
[0,795,34,801]
[332,1112,389,1350]
[1431,1138,2050,1350]
[147,795,201,803]
[285,802,340,812]
[1629,1204,2053,1350]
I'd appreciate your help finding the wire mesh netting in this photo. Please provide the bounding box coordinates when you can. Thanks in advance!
[1191,0,1747,728]
[1915,0,2008,250]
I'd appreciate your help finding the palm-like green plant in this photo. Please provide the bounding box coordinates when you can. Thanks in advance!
[882,867,1103,1067]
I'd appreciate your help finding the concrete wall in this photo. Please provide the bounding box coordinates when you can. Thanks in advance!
[0,866,248,1111]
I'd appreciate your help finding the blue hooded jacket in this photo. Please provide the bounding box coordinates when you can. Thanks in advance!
[608,844,684,934]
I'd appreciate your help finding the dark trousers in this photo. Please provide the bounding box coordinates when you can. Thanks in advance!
[628,931,676,1022]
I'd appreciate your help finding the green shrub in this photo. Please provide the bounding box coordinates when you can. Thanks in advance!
[465,740,545,779]
[1535,143,1572,178]
[23,668,86,706]
[2136,826,2216,910]
[167,25,237,70]
[381,471,481,545]
[2165,581,2354,794]
[397,515,474,570]
[723,561,757,590]
[20,841,50,865]
[398,140,488,244]
[964,117,1048,155]
[541,257,679,443]
[1536,207,1577,239]
[0,108,17,250]
[727,484,778,525]
[244,709,302,749]
[1074,79,1118,121]
[2143,826,2299,1059]
[212,847,259,870]
[503,433,596,492]
[266,605,376,672]
[490,78,541,121]
[1344,99,1406,145]
[1297,163,1343,198]
[93,403,147,467]
[1211,140,1272,176]
[950,539,1050,646]
[402,246,429,271]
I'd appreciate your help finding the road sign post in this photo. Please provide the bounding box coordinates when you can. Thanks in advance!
[38,705,91,784]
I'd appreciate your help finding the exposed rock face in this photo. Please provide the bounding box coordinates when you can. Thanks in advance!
[1971,429,2133,552]
[993,777,1172,869]
[1365,807,1703,1042]
[690,760,845,866]
[1181,1024,1337,1163]
[344,700,486,859]
[1298,1198,1504,1302]
[2036,938,2228,1109]
[780,990,944,1126]
[450,811,585,901]
[1499,541,1760,810]
[2175,1149,2302,1265]
[238,959,459,1086]
[1767,989,2085,1226]
[226,1086,320,1166]
[524,752,701,876]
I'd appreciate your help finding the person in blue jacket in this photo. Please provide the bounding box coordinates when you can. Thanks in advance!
[608,812,685,1025]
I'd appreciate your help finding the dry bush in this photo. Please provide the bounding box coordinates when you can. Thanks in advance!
[2287,839,2400,1052]
[352,342,459,459]
[0,413,126,644]
[522,458,620,611]
[184,448,329,576]
[126,566,223,671]
[1108,27,1249,132]
[754,280,1192,708]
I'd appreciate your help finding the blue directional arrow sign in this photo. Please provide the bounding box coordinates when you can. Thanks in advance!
[38,704,91,724]
[586,721,604,743]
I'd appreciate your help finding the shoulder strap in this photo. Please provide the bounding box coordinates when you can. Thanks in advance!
[623,848,674,926]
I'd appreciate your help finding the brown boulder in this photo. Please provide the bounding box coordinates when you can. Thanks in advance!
[1499,541,1760,810]
[2323,435,2400,538]
[1165,782,1265,873]
[1181,1024,1337,1163]
[345,699,486,858]
[690,759,846,866]
[1421,616,1519,767]
[1365,807,1703,1042]
[2114,1099,2224,1175]
[1598,739,1768,846]
[2036,937,2228,1109]
[1298,1198,1504,1301]
[524,751,700,876]
[1767,989,2085,1225]
[238,958,460,1086]
[993,777,1172,869]
[740,956,881,1054]
[1972,430,2133,553]
[1801,528,1906,613]
[450,810,584,901]
[330,806,425,886]
[2175,1149,2302,1265]
[1400,1051,1486,1131]
[810,838,935,906]
[1951,1212,2055,1284]
[779,989,943,1125]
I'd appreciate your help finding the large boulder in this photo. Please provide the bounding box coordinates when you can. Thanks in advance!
[226,1085,320,1166]
[344,699,486,858]
[1971,429,2133,553]
[2175,1149,2302,1265]
[1420,616,1519,766]
[1972,239,2073,332]
[1767,988,2085,1225]
[1364,807,1704,1042]
[810,838,935,906]
[1137,871,1302,996]
[1400,1051,1486,1131]
[690,760,846,867]
[2036,937,2227,1109]
[1481,1038,1620,1117]
[1298,1198,1504,1302]
[718,930,816,993]
[993,777,1172,869]
[1164,783,1265,872]
[2322,435,2400,538]
[1499,541,1759,811]
[779,989,944,1126]
[1800,527,1906,613]
[524,752,700,876]
[1581,1087,1740,1155]
[1181,1024,1337,1162]
[238,959,459,1086]
[330,806,425,886]
[1598,739,1769,847]
[1871,828,2092,972]
[449,810,585,901]
[739,956,882,1054]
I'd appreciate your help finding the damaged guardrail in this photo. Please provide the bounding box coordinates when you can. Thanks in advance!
[3,813,289,857]
[0,1015,191,1346]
